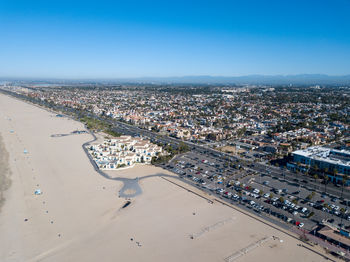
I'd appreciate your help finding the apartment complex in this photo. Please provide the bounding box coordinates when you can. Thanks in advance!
[87,135,163,170]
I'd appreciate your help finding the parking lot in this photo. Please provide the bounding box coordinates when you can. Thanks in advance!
[160,151,350,232]
[248,173,350,222]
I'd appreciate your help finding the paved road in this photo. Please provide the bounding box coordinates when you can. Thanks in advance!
[2,88,349,200]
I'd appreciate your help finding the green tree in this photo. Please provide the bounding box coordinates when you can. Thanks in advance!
[236,127,246,137]
[324,175,329,196]
[323,203,331,210]
[340,207,346,228]
[178,142,190,153]
[341,174,349,199]
[306,192,315,200]
[307,212,315,218]
[313,174,319,190]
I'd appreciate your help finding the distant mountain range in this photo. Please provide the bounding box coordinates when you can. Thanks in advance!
[2,74,350,85]
[123,74,350,85]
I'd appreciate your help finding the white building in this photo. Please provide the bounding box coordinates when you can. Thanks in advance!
[291,146,350,185]
[87,135,163,170]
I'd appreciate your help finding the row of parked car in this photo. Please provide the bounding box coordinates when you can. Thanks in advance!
[229,193,305,228]
[264,198,309,217]
[245,176,350,223]
[210,184,311,228]
[242,182,350,223]
[309,201,350,220]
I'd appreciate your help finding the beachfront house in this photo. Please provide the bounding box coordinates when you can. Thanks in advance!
[87,135,163,170]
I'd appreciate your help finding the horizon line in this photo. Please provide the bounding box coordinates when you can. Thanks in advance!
[1,73,350,81]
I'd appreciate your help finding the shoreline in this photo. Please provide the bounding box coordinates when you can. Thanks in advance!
[0,133,11,212]
[0,92,336,262]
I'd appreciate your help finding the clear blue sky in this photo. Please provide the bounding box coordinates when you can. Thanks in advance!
[1,0,350,78]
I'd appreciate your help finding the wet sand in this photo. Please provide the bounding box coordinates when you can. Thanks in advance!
[0,93,334,262]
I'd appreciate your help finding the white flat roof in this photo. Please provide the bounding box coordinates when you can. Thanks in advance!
[293,146,350,167]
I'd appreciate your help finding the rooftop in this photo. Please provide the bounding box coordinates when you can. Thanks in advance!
[318,225,350,247]
[293,146,350,167]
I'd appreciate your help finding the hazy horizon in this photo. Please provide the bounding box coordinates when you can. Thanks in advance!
[2,73,350,86]
[2,73,350,79]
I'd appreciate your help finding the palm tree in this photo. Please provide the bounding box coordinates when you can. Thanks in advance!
[296,162,301,173]
[340,207,346,228]
[313,164,318,174]
[324,175,329,196]
[313,174,319,190]
[238,191,242,204]
[258,191,264,204]
[332,168,338,180]
[341,174,349,199]
[324,167,329,176]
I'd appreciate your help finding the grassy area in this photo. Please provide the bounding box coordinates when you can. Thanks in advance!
[80,116,106,130]
[151,154,173,164]
[80,117,121,137]
[104,129,122,137]
[151,142,190,164]
[218,145,237,154]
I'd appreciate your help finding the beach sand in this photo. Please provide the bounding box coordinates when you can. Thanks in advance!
[0,93,333,262]
[0,133,11,211]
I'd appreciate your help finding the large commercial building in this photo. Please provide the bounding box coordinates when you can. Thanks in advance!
[290,146,350,185]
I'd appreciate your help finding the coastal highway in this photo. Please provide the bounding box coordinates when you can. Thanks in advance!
[95,117,350,200]
[0,89,339,262]
[1,87,350,200]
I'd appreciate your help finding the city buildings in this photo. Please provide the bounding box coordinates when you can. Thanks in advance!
[291,146,350,185]
[2,84,349,163]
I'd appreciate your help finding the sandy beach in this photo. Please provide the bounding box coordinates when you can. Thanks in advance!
[0,133,11,211]
[0,93,333,262]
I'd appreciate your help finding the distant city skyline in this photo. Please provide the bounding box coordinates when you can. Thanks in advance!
[1,0,350,78]
[3,74,350,86]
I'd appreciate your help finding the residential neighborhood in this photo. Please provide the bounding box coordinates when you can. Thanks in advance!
[1,81,350,261]
[2,1,350,261]
[3,84,348,162]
